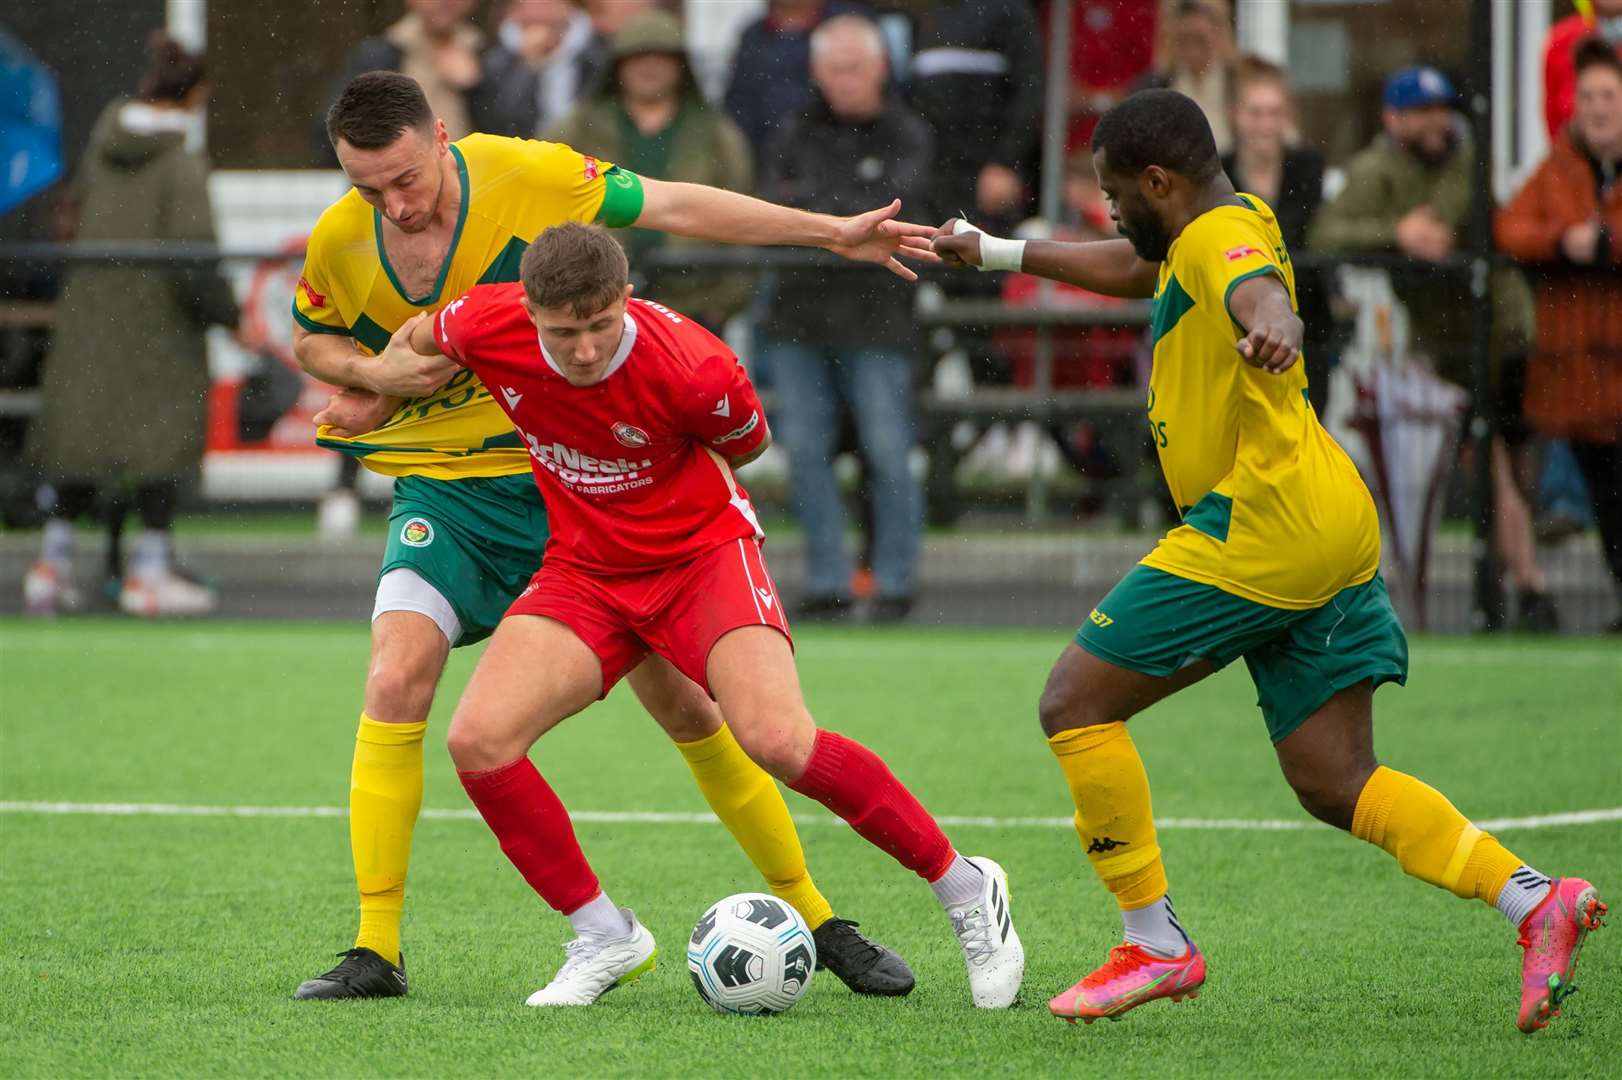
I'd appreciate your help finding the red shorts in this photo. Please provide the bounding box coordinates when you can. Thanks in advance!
[507,538,792,697]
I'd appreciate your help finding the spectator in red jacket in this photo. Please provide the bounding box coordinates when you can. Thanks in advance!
[1542,0,1622,138]
[1500,38,1622,630]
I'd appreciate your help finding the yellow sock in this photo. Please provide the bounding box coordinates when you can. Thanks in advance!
[1048,722,1168,910]
[677,724,834,930]
[1351,765,1521,904]
[350,713,427,965]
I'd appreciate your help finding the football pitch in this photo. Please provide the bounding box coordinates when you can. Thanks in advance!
[2,619,1617,1079]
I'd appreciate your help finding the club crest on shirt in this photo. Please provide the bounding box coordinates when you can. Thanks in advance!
[400,518,434,547]
[612,421,650,448]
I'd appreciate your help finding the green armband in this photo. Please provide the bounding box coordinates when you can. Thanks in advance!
[596,167,645,228]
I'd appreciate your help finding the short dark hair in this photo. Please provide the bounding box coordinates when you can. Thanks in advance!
[1091,89,1223,184]
[326,71,433,150]
[1574,36,1622,82]
[139,31,206,104]
[520,223,630,317]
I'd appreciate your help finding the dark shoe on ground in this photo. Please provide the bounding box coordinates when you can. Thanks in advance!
[794,594,853,621]
[813,918,915,997]
[869,595,915,623]
[293,948,408,999]
[1516,590,1560,633]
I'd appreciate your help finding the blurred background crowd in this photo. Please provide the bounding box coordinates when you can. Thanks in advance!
[0,0,1618,633]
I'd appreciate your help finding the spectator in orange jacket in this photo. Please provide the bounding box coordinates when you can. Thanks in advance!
[1542,0,1622,138]
[1499,38,1622,630]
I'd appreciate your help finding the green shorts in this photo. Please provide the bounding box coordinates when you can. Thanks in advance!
[380,473,549,647]
[1076,565,1409,743]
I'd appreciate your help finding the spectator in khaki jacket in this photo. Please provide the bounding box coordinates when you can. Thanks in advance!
[1497,38,1622,631]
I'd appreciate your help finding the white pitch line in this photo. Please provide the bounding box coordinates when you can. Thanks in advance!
[1,801,1617,833]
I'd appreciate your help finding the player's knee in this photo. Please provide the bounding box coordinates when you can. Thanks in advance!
[445,714,516,771]
[365,660,437,722]
[734,717,815,780]
[1288,768,1367,831]
[1038,680,1100,738]
[646,683,722,743]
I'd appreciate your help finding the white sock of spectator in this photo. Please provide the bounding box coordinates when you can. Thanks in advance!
[41,519,75,569]
[130,529,172,580]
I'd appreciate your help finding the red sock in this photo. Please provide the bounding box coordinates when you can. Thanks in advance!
[458,757,600,914]
[786,729,955,880]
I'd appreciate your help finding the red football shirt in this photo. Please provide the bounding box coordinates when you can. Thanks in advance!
[432,284,768,573]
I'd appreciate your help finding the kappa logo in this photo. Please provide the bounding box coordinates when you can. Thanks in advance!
[1086,836,1128,854]
[500,386,523,409]
[711,395,730,418]
[757,587,775,611]
[612,421,650,448]
[400,518,435,548]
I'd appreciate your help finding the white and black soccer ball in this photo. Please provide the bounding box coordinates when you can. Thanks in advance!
[686,892,816,1015]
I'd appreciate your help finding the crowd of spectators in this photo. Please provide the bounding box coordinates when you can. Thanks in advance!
[17,0,1622,629]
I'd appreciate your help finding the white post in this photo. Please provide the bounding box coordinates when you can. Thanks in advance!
[166,0,208,150]
[1491,0,1516,200]
[1516,0,1552,181]
[684,0,766,104]
[166,0,206,52]
[1234,0,1289,65]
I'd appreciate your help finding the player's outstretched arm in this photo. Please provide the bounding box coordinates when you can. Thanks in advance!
[931,218,1158,299]
[635,177,936,282]
[1228,273,1303,374]
[366,312,457,397]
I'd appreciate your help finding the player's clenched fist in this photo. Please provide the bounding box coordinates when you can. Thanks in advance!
[930,219,984,269]
[314,387,401,438]
[1236,317,1302,375]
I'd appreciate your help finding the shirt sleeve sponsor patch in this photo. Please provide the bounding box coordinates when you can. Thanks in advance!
[1224,245,1261,262]
[713,410,760,444]
[298,276,326,307]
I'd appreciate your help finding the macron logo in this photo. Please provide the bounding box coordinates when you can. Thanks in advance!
[757,587,775,611]
[501,386,523,409]
[712,395,730,418]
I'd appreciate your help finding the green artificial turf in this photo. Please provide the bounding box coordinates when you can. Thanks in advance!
[1,620,1617,1078]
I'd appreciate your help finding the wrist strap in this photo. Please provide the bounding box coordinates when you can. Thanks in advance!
[952,217,1025,272]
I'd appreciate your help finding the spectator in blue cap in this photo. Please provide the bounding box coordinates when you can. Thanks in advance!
[1382,66,1457,167]
[1311,63,1554,632]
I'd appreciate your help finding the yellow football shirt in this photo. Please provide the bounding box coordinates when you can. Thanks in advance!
[293,134,645,479]
[1139,195,1381,609]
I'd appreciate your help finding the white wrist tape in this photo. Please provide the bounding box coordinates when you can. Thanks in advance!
[952,217,1025,272]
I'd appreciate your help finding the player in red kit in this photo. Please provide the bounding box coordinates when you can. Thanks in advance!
[384,223,1025,1008]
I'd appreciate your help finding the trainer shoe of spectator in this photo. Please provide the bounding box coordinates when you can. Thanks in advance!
[318,487,361,541]
[1515,589,1560,633]
[119,570,218,617]
[869,595,915,624]
[795,595,853,621]
[23,560,81,616]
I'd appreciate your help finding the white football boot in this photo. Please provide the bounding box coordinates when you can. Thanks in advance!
[947,856,1025,1008]
[118,571,218,617]
[525,907,657,1006]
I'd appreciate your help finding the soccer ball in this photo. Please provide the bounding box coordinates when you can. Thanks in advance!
[686,892,816,1015]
